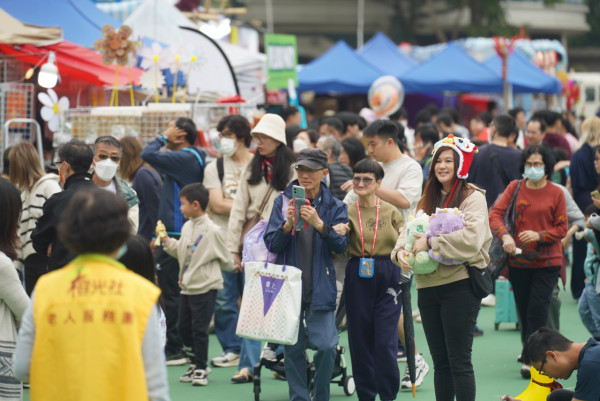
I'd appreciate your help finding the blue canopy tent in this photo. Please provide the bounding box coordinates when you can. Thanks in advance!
[483,51,562,94]
[400,42,503,93]
[0,0,120,48]
[298,41,384,94]
[356,32,417,78]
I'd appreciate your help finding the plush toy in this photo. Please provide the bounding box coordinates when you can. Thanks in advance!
[501,366,562,401]
[405,211,439,274]
[426,207,466,265]
[154,220,167,246]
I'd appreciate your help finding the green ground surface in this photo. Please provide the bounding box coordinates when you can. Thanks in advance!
[23,283,586,401]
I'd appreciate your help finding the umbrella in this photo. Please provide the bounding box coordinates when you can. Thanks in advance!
[401,279,416,397]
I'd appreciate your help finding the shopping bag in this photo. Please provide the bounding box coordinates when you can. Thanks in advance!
[236,260,302,345]
[241,219,277,264]
[489,180,522,278]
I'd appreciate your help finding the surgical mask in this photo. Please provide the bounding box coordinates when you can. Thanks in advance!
[115,244,128,260]
[94,158,118,182]
[293,138,309,153]
[523,166,545,182]
[219,137,237,156]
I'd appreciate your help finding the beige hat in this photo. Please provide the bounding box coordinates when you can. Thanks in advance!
[251,113,287,145]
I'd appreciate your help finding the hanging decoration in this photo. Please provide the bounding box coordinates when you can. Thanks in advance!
[38,89,69,132]
[94,25,137,107]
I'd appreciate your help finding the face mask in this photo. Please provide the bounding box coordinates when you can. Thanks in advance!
[94,159,118,182]
[293,138,309,153]
[219,137,237,156]
[523,166,545,182]
[115,244,128,260]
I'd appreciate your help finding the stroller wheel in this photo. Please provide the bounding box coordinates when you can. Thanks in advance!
[343,376,355,396]
[253,382,260,401]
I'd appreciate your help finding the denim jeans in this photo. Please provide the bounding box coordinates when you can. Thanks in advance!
[284,305,338,401]
[418,279,480,401]
[578,282,600,338]
[214,270,244,354]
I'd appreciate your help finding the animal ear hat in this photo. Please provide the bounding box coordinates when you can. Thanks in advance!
[431,134,478,179]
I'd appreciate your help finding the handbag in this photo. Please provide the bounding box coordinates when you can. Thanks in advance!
[236,258,302,345]
[488,180,522,278]
[465,262,494,299]
[239,186,275,253]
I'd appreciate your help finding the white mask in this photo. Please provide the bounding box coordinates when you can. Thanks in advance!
[219,137,237,157]
[94,158,118,182]
[293,138,309,153]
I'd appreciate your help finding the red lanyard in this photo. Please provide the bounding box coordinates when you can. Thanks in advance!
[356,198,380,258]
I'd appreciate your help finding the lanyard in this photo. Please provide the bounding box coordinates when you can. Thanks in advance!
[181,226,209,281]
[356,198,380,258]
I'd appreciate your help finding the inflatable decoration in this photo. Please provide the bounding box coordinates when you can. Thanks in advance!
[368,75,405,118]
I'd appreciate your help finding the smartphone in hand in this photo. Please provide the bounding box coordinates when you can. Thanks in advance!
[292,185,305,231]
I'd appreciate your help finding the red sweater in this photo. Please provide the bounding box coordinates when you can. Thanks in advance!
[489,179,567,268]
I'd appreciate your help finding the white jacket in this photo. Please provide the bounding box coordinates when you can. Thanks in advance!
[18,174,61,264]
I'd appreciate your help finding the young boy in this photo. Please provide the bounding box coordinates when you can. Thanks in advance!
[161,183,233,386]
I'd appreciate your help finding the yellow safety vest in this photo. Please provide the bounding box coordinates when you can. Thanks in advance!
[30,254,160,401]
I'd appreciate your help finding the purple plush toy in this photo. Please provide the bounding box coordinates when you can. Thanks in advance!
[427,207,465,265]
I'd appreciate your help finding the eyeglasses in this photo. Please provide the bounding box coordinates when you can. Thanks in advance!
[352,177,374,186]
[219,130,236,139]
[525,162,544,168]
[254,134,270,143]
[96,154,121,163]
[294,166,324,173]
[538,358,547,376]
[54,160,64,169]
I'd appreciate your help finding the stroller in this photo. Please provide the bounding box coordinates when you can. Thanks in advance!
[252,297,355,401]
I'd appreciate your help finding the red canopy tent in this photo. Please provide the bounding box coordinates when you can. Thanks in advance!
[0,40,143,87]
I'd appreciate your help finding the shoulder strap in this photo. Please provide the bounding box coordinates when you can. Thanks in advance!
[217,157,224,183]
[489,145,510,187]
[182,147,204,169]
[258,186,275,215]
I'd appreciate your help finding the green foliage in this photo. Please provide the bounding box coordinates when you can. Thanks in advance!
[568,0,600,48]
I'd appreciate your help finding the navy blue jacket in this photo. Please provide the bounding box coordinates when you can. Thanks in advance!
[141,137,205,235]
[132,166,163,240]
[264,181,348,311]
[571,143,599,212]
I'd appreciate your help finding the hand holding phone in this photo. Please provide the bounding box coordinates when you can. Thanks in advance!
[292,185,306,231]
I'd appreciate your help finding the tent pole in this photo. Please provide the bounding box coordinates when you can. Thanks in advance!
[357,0,364,48]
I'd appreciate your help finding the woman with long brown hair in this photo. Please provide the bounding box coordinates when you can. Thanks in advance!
[0,178,30,400]
[392,135,491,401]
[120,136,162,241]
[8,142,60,295]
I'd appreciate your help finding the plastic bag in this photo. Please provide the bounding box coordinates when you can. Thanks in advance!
[242,219,277,264]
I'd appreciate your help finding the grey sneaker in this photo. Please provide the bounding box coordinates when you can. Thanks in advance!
[211,351,240,367]
[401,354,429,390]
[192,369,209,386]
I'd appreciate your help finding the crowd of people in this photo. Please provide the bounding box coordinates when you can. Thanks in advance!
[0,102,599,401]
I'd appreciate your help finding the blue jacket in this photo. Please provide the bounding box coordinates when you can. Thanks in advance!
[264,181,348,311]
[141,137,205,235]
[571,143,599,212]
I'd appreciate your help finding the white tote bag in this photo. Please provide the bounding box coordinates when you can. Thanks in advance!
[236,260,302,345]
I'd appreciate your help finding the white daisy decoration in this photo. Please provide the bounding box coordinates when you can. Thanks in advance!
[140,64,166,92]
[139,42,172,70]
[38,89,69,132]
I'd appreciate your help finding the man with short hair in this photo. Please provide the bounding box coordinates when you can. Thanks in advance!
[319,116,344,140]
[203,115,253,368]
[141,117,206,365]
[336,111,360,139]
[317,135,352,201]
[91,136,139,232]
[413,123,439,183]
[525,117,547,146]
[468,114,523,208]
[31,139,96,272]
[436,112,453,137]
[534,110,572,158]
[504,327,600,401]
[281,105,301,126]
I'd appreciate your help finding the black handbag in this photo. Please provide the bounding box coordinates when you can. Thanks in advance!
[465,262,494,299]
[488,180,522,278]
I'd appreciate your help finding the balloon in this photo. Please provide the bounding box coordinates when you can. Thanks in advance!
[368,75,405,118]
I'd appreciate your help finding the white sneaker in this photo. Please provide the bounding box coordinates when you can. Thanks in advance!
[180,365,197,383]
[210,351,240,367]
[401,354,429,390]
[481,294,496,307]
[260,346,278,362]
[192,369,208,386]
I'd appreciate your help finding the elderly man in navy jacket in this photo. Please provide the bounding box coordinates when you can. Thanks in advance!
[264,148,348,401]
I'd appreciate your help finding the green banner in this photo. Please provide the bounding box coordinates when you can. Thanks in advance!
[265,33,298,90]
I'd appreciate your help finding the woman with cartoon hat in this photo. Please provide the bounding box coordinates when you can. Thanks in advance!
[392,134,492,401]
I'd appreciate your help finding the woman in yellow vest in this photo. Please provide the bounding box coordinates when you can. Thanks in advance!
[13,189,170,401]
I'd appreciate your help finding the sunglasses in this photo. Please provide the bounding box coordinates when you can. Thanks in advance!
[96,154,121,163]
[352,177,374,186]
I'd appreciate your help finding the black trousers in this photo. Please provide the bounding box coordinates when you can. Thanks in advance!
[178,290,217,370]
[23,253,49,296]
[572,237,587,299]
[418,279,480,401]
[547,389,574,401]
[509,265,560,349]
[155,247,183,355]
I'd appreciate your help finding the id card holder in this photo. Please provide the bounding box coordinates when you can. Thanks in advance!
[359,258,375,278]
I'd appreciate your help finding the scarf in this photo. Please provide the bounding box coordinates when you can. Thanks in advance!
[262,157,274,183]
